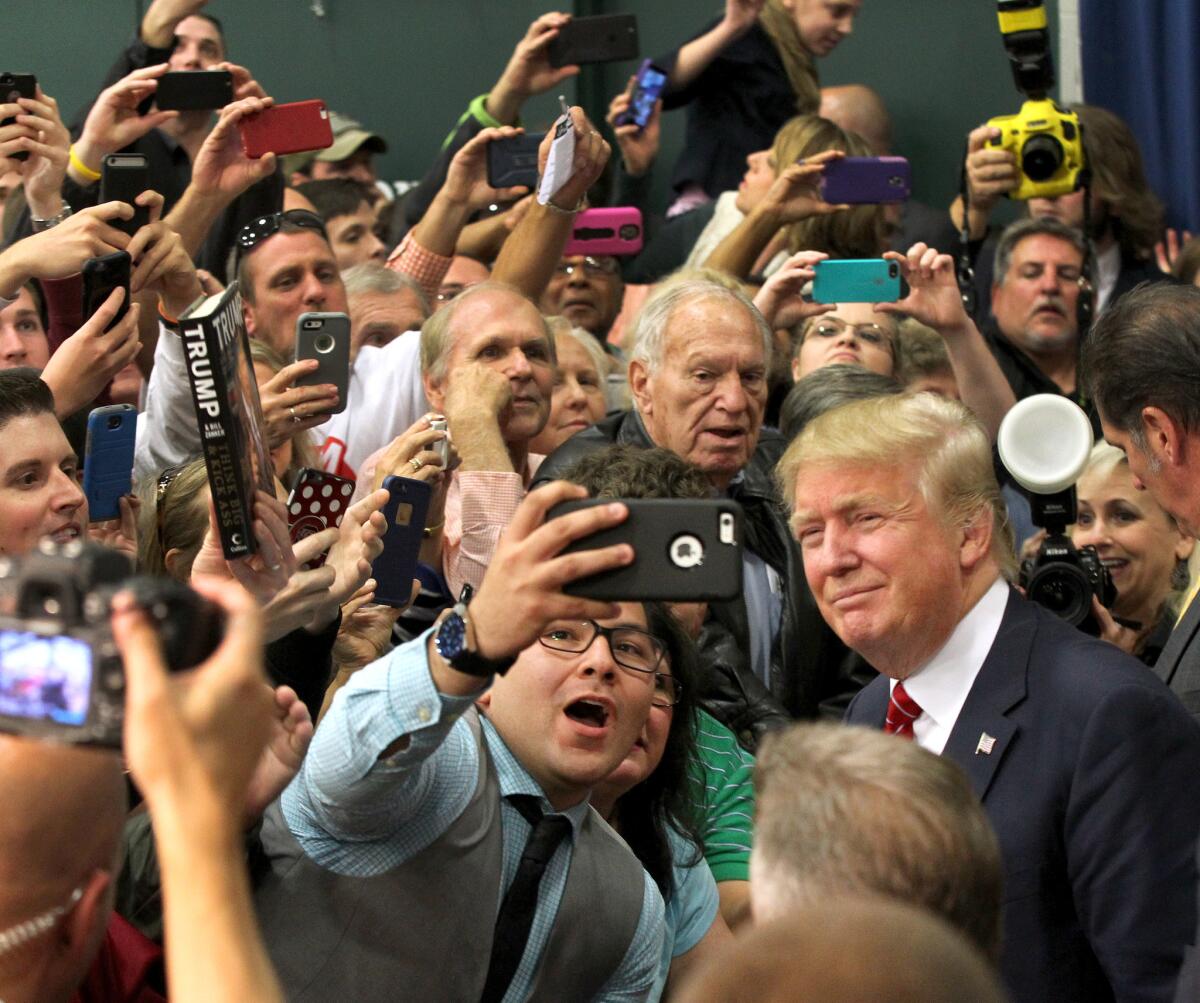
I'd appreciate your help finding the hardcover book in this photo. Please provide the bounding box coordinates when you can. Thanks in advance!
[178,281,275,558]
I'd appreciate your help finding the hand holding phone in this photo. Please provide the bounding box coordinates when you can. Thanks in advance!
[614,60,667,129]
[83,405,137,522]
[100,154,151,236]
[547,14,639,67]
[239,100,333,159]
[82,251,132,330]
[486,132,543,189]
[371,476,431,608]
[811,259,907,304]
[0,72,37,161]
[294,313,350,414]
[154,70,233,111]
[820,156,912,204]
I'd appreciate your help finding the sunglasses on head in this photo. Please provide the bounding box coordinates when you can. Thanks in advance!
[235,210,328,261]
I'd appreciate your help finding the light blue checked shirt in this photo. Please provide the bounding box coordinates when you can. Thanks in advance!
[280,629,665,1003]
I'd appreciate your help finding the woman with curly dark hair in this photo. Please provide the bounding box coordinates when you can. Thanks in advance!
[589,602,730,1000]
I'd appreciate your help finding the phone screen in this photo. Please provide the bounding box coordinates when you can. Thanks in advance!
[0,629,93,725]
[630,67,667,124]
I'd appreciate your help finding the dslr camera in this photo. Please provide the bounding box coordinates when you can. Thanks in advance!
[985,0,1085,200]
[0,541,223,748]
[1018,488,1116,636]
[999,395,1116,636]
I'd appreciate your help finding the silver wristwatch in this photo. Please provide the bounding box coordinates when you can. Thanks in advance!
[31,204,73,233]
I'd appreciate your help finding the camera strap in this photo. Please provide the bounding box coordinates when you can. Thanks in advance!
[1075,167,1096,412]
[956,137,980,319]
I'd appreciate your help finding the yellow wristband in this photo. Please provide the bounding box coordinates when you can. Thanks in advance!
[69,145,101,183]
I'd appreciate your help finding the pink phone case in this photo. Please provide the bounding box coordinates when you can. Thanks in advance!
[564,207,644,257]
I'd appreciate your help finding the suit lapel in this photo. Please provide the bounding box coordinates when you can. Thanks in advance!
[942,592,1032,801]
[1152,592,1200,686]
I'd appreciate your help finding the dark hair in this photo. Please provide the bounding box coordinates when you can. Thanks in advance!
[1173,236,1200,285]
[779,363,903,441]
[615,600,703,897]
[22,280,48,333]
[294,178,376,223]
[1081,282,1200,445]
[0,368,56,429]
[558,445,712,501]
[191,12,225,46]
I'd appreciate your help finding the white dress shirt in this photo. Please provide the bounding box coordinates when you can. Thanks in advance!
[891,577,1010,755]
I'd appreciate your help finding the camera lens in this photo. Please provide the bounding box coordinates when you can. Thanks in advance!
[1021,134,1064,181]
[315,334,335,354]
[1027,562,1090,625]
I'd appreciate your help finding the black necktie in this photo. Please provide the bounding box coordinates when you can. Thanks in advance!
[479,795,573,1003]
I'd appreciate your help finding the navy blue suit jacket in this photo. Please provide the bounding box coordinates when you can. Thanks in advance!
[847,589,1200,1003]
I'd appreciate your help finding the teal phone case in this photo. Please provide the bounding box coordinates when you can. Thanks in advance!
[811,259,907,303]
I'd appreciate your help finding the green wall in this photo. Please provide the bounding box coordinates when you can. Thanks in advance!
[13,1,1056,215]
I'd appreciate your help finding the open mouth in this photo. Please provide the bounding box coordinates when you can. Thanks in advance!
[49,524,81,543]
[704,428,745,441]
[564,698,610,729]
[1099,557,1129,573]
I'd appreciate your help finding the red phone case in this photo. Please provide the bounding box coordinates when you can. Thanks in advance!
[239,100,334,159]
[286,468,356,567]
[564,207,644,257]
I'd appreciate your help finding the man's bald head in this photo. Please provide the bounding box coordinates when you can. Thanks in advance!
[673,897,1009,1003]
[819,85,893,156]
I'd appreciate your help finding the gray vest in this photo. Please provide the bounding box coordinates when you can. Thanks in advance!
[255,711,647,1001]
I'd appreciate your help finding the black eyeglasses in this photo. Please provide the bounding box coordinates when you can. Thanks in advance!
[539,620,666,676]
[236,210,328,260]
[554,256,620,279]
[652,672,681,709]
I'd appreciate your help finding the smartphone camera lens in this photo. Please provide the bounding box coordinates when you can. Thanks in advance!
[106,416,122,430]
[314,334,335,354]
[888,263,899,278]
[719,513,736,545]
[618,224,641,240]
[669,534,705,570]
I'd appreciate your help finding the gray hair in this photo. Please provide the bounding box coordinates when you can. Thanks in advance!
[1082,281,1200,448]
[419,280,553,382]
[993,216,1088,284]
[753,723,1004,960]
[779,363,902,442]
[343,263,431,317]
[628,278,773,374]
[545,316,619,409]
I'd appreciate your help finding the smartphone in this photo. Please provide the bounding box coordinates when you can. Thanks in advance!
[615,60,667,129]
[811,259,907,304]
[81,251,132,331]
[239,100,333,159]
[154,70,233,111]
[549,498,744,602]
[820,156,912,204]
[486,132,543,189]
[294,312,350,414]
[82,405,137,522]
[286,468,356,568]
[0,73,37,161]
[99,154,150,236]
[565,207,643,257]
[547,14,639,68]
[372,476,432,608]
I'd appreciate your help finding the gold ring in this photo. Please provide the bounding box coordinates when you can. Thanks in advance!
[410,457,423,472]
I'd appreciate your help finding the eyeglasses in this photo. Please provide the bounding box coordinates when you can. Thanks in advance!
[539,620,666,676]
[652,672,682,709]
[554,256,620,279]
[808,318,892,347]
[235,210,328,260]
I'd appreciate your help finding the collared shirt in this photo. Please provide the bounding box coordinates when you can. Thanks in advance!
[281,630,664,1002]
[893,578,1009,755]
[728,470,783,687]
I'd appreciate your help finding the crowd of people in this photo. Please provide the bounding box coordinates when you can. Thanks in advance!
[2,0,1200,1000]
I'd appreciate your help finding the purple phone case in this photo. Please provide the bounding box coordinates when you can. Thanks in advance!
[820,157,911,204]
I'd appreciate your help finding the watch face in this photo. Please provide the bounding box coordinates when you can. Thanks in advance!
[436,612,468,660]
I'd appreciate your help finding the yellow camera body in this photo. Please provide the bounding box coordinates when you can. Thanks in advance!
[987,98,1085,200]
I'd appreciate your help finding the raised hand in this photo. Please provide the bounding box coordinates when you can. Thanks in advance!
[535,105,610,211]
[72,66,179,181]
[877,243,972,335]
[243,685,314,822]
[257,359,340,448]
[606,79,661,178]
[9,88,70,218]
[189,96,277,203]
[442,126,532,210]
[40,289,141,417]
[963,124,1018,215]
[760,151,850,224]
[723,0,766,33]
[488,12,581,124]
[0,202,131,293]
[752,250,831,328]
[1154,227,1195,276]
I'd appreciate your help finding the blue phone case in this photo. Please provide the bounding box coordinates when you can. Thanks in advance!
[811,259,908,304]
[83,405,137,522]
[616,60,668,129]
[372,476,432,608]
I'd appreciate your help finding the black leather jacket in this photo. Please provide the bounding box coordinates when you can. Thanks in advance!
[534,411,867,749]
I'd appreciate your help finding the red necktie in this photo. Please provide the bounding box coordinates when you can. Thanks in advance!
[884,681,923,740]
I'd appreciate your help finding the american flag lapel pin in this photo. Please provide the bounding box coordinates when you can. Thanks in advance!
[976,732,997,756]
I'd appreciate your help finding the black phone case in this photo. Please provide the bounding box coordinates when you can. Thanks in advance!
[99,154,150,236]
[547,14,639,67]
[294,312,350,414]
[0,73,36,161]
[550,498,744,602]
[81,251,131,331]
[155,70,233,111]
[486,133,543,189]
[373,476,432,608]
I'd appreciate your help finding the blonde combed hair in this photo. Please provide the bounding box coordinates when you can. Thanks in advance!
[759,0,821,114]
[776,393,1018,579]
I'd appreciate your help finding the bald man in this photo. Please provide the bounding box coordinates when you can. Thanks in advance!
[818,85,957,254]
[0,737,126,1003]
[673,896,1009,1003]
